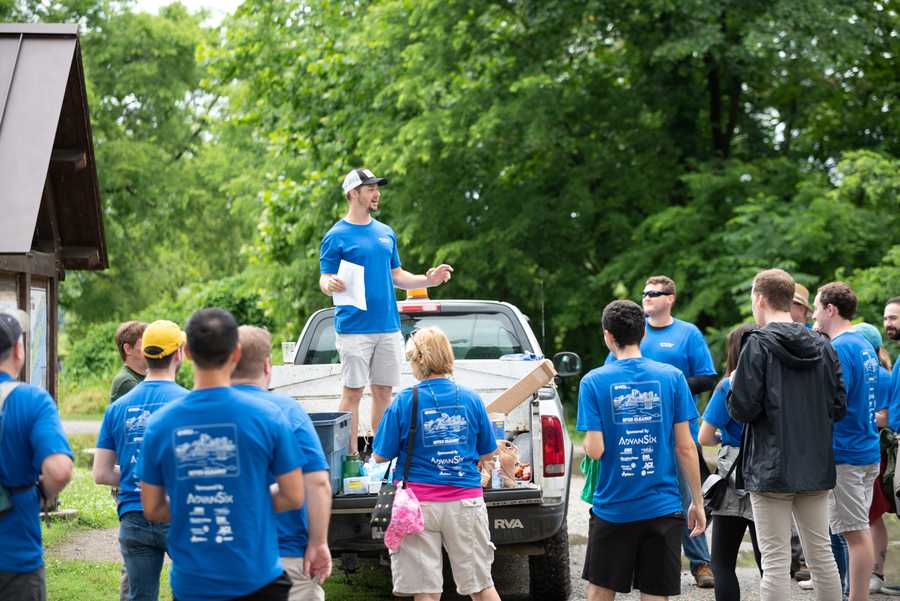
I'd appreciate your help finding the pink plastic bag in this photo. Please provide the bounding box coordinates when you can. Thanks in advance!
[384,486,424,551]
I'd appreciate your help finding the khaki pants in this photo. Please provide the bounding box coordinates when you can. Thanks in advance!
[750,491,842,601]
[281,557,325,601]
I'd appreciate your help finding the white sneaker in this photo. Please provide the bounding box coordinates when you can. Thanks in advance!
[798,579,814,590]
[871,574,885,593]
[881,584,900,596]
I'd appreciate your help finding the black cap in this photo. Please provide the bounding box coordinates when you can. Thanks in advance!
[0,312,24,355]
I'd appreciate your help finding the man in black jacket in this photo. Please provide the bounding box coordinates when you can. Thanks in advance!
[728,268,846,601]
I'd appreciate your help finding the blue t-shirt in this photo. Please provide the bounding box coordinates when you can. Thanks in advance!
[831,331,880,465]
[140,387,303,601]
[319,218,402,334]
[0,372,72,572]
[702,377,743,448]
[576,357,698,523]
[97,380,189,518]
[233,384,329,558]
[890,362,900,432]
[607,319,717,380]
[372,378,497,488]
[877,366,891,412]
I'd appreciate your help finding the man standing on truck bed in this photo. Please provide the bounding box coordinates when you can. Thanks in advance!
[319,168,454,454]
[606,275,718,588]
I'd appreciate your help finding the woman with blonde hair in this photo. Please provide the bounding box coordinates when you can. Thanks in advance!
[372,326,501,601]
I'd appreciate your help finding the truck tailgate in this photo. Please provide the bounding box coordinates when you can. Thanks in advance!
[270,359,547,437]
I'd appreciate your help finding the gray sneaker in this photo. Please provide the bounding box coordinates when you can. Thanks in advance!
[881,584,900,596]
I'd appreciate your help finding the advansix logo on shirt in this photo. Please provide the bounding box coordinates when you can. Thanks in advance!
[610,381,662,425]
[186,483,234,505]
[378,235,393,251]
[173,424,241,480]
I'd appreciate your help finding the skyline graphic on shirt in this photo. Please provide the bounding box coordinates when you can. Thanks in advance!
[175,425,240,479]
[611,381,663,425]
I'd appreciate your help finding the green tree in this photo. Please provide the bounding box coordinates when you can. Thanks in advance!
[221,0,898,373]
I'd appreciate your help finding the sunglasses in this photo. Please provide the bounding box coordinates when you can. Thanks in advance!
[642,290,672,298]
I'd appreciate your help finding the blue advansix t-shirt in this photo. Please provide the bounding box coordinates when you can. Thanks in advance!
[702,377,743,448]
[577,357,698,523]
[831,331,880,465]
[373,378,497,489]
[97,380,188,518]
[319,218,401,334]
[233,384,329,558]
[140,387,303,601]
[0,372,72,573]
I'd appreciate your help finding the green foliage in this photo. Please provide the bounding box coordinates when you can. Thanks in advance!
[219,0,899,373]
[60,321,121,386]
[5,0,895,390]
[60,272,274,395]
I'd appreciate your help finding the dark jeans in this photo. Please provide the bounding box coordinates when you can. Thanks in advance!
[118,511,169,601]
[175,574,292,601]
[710,515,762,601]
[0,566,46,601]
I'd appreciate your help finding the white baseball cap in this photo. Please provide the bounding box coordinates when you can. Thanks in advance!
[341,168,388,194]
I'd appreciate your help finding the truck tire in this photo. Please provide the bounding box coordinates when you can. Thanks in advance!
[528,519,571,601]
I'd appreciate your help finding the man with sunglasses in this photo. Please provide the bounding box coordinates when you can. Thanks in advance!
[607,275,718,588]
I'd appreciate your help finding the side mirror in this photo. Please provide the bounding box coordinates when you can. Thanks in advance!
[552,351,582,378]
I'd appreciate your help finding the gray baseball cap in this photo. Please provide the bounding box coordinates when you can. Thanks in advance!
[0,310,28,354]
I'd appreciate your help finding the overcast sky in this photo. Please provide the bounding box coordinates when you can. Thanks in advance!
[133,0,242,23]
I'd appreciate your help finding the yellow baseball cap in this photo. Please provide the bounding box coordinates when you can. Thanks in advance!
[141,320,186,359]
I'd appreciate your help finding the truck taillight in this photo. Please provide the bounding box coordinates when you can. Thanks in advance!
[541,415,565,477]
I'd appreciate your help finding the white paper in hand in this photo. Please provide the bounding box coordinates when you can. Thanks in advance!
[333,260,367,311]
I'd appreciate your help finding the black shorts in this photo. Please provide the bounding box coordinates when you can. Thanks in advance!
[582,510,684,596]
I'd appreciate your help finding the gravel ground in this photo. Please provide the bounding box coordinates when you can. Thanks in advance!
[62,419,102,436]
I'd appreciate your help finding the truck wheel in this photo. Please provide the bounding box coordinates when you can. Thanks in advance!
[528,519,571,601]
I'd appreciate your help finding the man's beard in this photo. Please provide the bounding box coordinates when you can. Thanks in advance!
[886,326,900,341]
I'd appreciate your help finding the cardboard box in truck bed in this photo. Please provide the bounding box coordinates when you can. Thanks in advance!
[485,359,556,414]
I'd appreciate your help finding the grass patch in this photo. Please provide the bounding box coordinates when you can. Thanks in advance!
[46,560,173,601]
[324,564,393,599]
[55,468,119,529]
[43,467,118,550]
[58,377,109,419]
[68,433,101,469]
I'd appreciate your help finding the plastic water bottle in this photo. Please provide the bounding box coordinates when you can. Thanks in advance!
[491,456,502,489]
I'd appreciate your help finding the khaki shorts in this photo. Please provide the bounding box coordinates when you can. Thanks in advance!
[335,332,403,389]
[281,556,325,601]
[390,497,496,596]
[829,463,879,534]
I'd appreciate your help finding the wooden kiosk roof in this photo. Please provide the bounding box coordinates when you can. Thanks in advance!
[0,23,106,272]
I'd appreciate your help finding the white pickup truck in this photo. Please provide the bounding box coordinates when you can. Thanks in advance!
[270,298,581,600]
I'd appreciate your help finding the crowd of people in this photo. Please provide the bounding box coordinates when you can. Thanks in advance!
[578,271,900,601]
[0,167,898,601]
